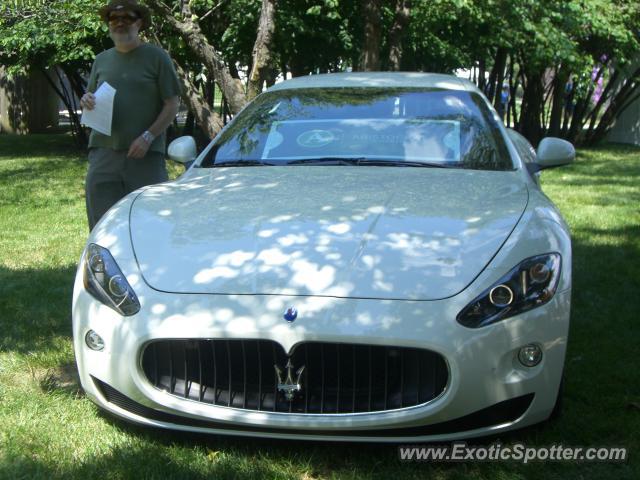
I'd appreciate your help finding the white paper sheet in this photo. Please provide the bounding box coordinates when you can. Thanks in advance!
[80,82,116,136]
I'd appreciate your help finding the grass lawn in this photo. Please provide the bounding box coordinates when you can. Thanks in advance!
[0,133,638,479]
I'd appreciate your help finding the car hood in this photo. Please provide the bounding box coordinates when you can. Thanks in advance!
[130,166,528,300]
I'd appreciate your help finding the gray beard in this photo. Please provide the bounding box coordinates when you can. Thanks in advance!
[110,30,137,47]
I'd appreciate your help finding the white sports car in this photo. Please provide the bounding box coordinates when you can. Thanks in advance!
[73,72,573,442]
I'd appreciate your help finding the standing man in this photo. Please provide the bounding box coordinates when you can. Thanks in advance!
[497,83,509,121]
[563,76,576,130]
[80,0,180,230]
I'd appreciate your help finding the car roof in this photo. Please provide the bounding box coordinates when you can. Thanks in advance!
[265,72,479,93]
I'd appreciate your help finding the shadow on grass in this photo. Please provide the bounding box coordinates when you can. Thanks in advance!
[570,223,640,313]
[0,442,281,480]
[583,142,640,153]
[0,265,76,355]
[0,154,83,173]
[0,133,84,160]
[38,362,84,398]
[3,409,632,480]
[541,144,640,191]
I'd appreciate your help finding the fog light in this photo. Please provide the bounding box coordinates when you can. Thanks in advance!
[85,330,105,351]
[518,344,542,367]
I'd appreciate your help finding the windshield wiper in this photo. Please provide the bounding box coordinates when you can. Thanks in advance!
[211,160,276,167]
[210,158,461,168]
[359,160,462,168]
[287,158,460,168]
[287,157,367,166]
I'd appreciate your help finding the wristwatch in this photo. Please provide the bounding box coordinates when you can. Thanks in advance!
[141,130,155,144]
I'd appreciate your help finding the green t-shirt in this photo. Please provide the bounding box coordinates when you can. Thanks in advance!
[87,43,180,154]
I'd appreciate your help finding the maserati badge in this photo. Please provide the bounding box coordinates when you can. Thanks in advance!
[274,359,305,401]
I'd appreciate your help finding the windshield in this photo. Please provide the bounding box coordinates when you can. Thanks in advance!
[200,88,513,170]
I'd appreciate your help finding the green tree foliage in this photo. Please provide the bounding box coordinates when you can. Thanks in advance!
[0,0,107,143]
[0,0,106,71]
[400,0,640,144]
[192,0,358,77]
[273,0,358,75]
[1,0,638,145]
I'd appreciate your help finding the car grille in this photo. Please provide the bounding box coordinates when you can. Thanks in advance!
[141,340,448,414]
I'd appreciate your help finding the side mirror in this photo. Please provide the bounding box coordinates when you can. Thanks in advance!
[167,136,197,164]
[535,137,575,170]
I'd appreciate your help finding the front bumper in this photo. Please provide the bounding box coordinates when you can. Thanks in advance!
[72,268,570,442]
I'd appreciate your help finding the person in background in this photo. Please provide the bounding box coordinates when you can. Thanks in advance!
[80,0,180,231]
[497,83,509,121]
[563,76,576,128]
[592,67,604,105]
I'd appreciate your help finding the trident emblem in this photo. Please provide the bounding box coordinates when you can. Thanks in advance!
[274,358,305,401]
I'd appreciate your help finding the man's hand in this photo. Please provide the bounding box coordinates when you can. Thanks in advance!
[126,97,178,160]
[127,135,151,159]
[80,92,96,110]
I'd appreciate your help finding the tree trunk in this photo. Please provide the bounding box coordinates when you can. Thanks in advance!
[247,0,276,100]
[477,57,486,93]
[51,67,88,146]
[488,48,507,105]
[567,77,597,144]
[228,61,241,80]
[37,67,86,146]
[1,67,60,135]
[265,68,278,87]
[360,0,382,71]
[539,69,555,132]
[585,73,615,135]
[289,58,310,77]
[150,1,247,114]
[388,0,411,71]
[174,62,224,140]
[61,67,87,102]
[511,66,525,128]
[519,70,544,145]
[574,65,605,140]
[204,76,215,106]
[505,58,515,127]
[547,69,567,137]
[183,110,195,136]
[585,67,640,145]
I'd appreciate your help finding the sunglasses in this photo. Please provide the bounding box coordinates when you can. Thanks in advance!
[107,13,140,25]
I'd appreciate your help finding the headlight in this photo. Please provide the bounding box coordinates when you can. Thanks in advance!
[457,253,561,328]
[82,243,140,316]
